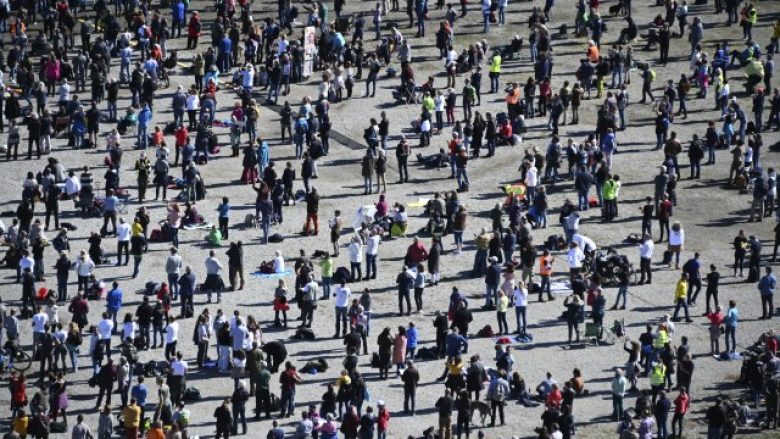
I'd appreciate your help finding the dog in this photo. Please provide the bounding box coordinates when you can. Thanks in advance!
[609,1,626,17]
[244,213,260,229]
[469,400,491,427]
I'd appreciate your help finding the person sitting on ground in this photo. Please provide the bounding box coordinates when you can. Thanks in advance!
[568,368,589,395]
[205,225,222,247]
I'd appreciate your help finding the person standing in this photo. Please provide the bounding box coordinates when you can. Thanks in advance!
[435,389,454,439]
[724,300,739,354]
[758,266,776,319]
[217,197,231,240]
[654,390,671,439]
[334,281,351,338]
[611,369,627,421]
[487,370,510,426]
[401,359,419,415]
[671,388,690,438]
[278,362,303,418]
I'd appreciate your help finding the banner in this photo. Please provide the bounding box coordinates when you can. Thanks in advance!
[303,26,316,78]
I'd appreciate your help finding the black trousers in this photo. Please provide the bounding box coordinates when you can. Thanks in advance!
[490,400,505,425]
[117,241,129,265]
[640,257,652,282]
[219,217,229,239]
[762,295,775,318]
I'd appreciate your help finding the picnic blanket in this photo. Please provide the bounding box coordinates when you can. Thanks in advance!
[550,281,573,294]
[182,222,213,231]
[406,198,430,208]
[250,269,293,279]
[493,334,534,345]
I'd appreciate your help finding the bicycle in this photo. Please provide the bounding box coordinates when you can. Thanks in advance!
[0,345,32,373]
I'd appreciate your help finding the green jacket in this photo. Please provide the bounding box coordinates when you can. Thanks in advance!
[246,348,265,374]
[319,257,334,278]
[257,368,272,390]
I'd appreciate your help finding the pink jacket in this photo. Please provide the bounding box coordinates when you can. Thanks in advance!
[45,60,60,80]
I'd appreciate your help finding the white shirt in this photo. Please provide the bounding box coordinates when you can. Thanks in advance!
[186,94,200,111]
[334,286,352,307]
[365,235,381,256]
[273,256,285,273]
[117,223,132,242]
[572,234,597,253]
[97,319,114,340]
[669,229,685,246]
[76,258,95,276]
[349,242,364,263]
[171,359,188,376]
[639,240,654,259]
[32,312,48,333]
[434,95,445,112]
[65,176,81,196]
[525,167,538,187]
[567,247,585,268]
[165,321,179,344]
[19,256,35,272]
[122,321,138,340]
[513,286,528,307]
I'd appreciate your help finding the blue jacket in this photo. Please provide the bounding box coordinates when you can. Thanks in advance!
[220,37,232,55]
[758,274,776,296]
[106,288,123,311]
[138,106,153,128]
[259,142,270,167]
[485,263,502,286]
[445,333,468,357]
[406,327,418,348]
[179,272,196,296]
[172,2,185,21]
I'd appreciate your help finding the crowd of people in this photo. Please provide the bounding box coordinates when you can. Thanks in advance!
[0,0,779,438]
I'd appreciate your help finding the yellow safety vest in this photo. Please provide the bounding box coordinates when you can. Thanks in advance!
[650,365,666,386]
[653,330,669,349]
[490,55,501,74]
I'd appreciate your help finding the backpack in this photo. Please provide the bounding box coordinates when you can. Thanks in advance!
[477,325,494,337]
[183,387,201,401]
[649,70,657,82]
[489,380,507,402]
[295,121,306,135]
[334,266,352,283]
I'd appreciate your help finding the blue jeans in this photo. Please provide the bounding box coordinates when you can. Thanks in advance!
[68,347,79,372]
[578,190,589,211]
[365,254,377,279]
[482,12,490,32]
[168,273,179,298]
[485,284,498,306]
[321,277,331,299]
[137,125,148,149]
[280,388,296,416]
[615,285,628,308]
[498,6,505,24]
[657,417,668,439]
[170,227,179,248]
[453,231,463,248]
[724,325,736,352]
[456,168,469,189]
[515,306,527,334]
[335,306,348,335]
[673,299,690,321]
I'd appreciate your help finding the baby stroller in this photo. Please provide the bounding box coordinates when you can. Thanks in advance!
[392,82,421,105]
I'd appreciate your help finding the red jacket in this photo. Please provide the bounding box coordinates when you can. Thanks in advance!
[376,408,390,430]
[406,243,429,264]
[674,393,690,414]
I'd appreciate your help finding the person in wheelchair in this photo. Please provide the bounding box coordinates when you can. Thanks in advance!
[162,50,179,70]
[117,107,138,135]
[3,338,21,359]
